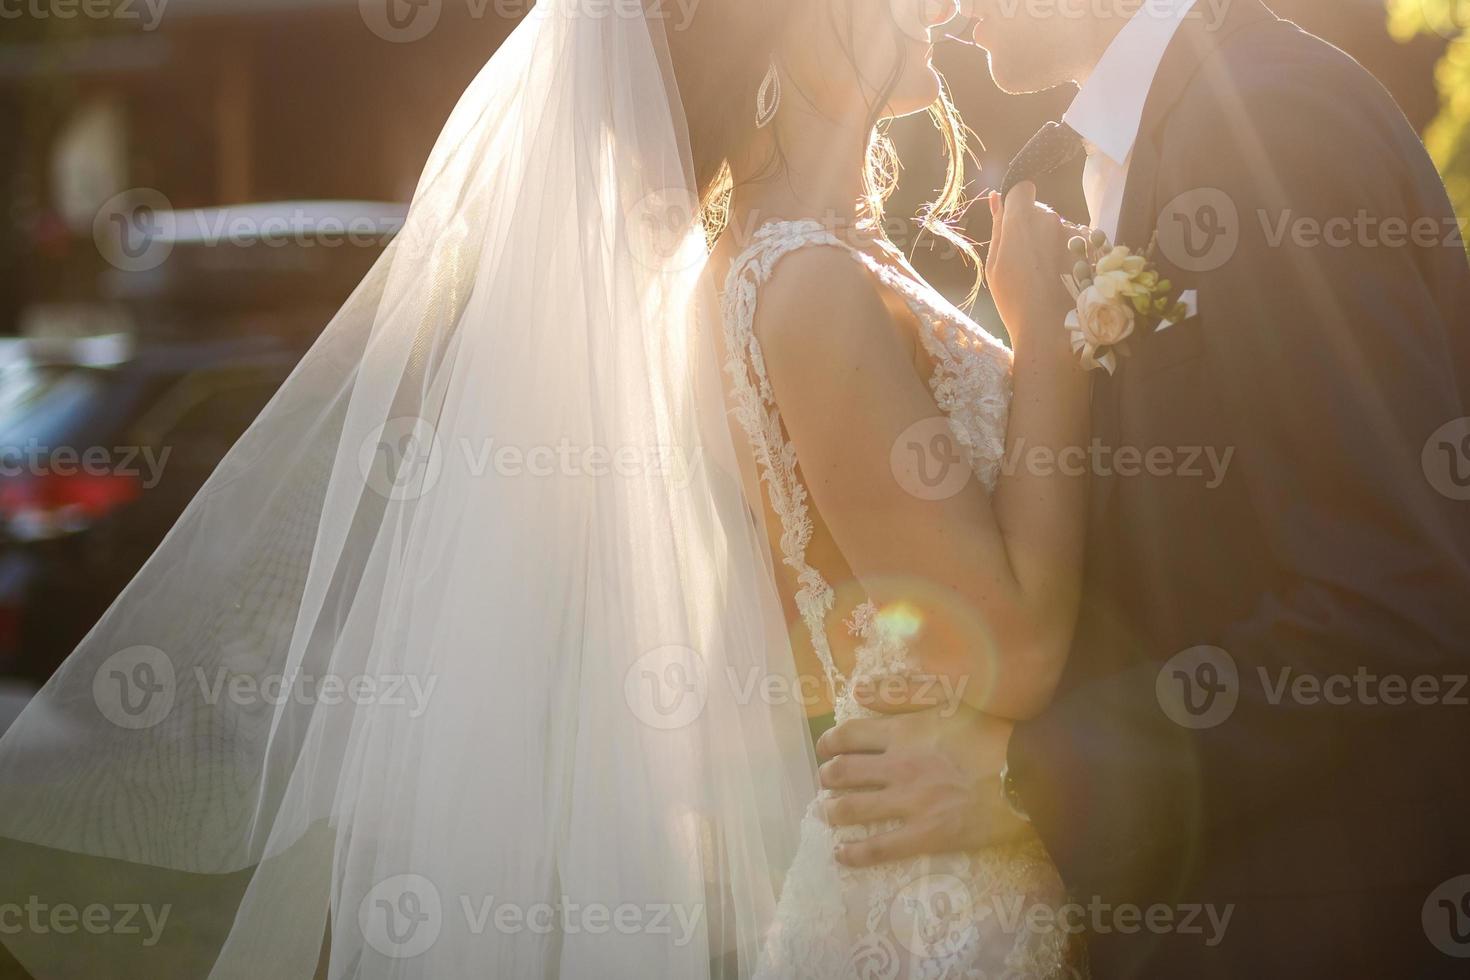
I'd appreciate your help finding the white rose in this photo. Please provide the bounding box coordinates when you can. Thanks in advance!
[1095,245,1130,274]
[1092,268,1133,300]
[1075,284,1136,348]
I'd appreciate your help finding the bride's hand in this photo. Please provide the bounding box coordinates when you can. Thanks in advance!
[984,182,1077,358]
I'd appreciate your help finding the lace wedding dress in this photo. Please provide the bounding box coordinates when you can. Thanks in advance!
[721,220,1084,979]
[0,10,824,977]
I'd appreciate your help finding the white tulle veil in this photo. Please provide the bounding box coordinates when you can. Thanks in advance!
[0,4,815,977]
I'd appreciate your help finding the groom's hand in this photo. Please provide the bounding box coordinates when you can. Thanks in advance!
[815,687,1031,867]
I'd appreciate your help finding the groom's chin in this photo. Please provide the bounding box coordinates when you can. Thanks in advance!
[980,50,1043,96]
[980,48,1070,96]
[971,21,1072,95]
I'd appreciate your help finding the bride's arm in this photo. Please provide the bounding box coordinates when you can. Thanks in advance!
[756,188,1087,721]
[982,184,1094,711]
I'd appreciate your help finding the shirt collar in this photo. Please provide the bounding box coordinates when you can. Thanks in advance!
[1062,0,1200,166]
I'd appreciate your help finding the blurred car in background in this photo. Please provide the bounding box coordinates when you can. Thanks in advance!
[0,332,298,687]
[0,201,405,693]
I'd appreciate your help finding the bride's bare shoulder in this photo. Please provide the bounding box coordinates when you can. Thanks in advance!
[747,244,913,373]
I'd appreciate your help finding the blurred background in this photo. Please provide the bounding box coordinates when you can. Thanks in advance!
[0,0,1462,743]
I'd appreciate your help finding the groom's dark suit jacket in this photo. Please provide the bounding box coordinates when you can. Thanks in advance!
[1008,3,1470,976]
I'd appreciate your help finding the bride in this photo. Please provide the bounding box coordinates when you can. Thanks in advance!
[0,0,1089,977]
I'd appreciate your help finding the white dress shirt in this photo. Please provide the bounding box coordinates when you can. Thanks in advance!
[1062,0,1200,238]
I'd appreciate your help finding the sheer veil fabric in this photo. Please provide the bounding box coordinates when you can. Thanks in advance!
[0,5,815,977]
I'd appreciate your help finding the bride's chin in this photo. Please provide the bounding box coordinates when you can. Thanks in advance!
[885,69,944,119]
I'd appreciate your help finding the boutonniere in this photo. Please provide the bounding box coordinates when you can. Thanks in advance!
[1060,230,1199,375]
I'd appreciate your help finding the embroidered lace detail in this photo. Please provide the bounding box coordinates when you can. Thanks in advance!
[720,222,853,701]
[844,601,878,638]
[720,219,1083,979]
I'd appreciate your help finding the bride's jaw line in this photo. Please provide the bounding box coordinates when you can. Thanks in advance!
[785,3,947,121]
[728,98,875,230]
[727,25,939,230]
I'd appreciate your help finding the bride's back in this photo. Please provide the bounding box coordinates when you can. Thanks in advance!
[710,215,1011,721]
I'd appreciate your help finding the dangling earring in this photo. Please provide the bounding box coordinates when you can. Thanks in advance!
[755,57,782,129]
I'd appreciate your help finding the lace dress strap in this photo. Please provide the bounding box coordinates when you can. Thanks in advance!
[719,220,862,701]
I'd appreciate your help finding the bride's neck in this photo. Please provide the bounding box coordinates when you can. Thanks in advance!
[726,101,873,231]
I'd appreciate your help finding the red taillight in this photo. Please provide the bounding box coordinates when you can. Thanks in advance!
[0,472,142,541]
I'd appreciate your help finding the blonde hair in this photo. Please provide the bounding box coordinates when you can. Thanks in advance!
[667,1,982,303]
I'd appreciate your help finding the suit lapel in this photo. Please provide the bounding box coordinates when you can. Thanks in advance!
[1089,0,1277,528]
[1116,0,1275,246]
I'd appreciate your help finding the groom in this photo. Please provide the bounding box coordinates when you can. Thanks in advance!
[819,0,1470,975]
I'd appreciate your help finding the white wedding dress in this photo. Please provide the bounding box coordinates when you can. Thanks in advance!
[721,220,1083,979]
[0,9,821,979]
[0,6,1082,977]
